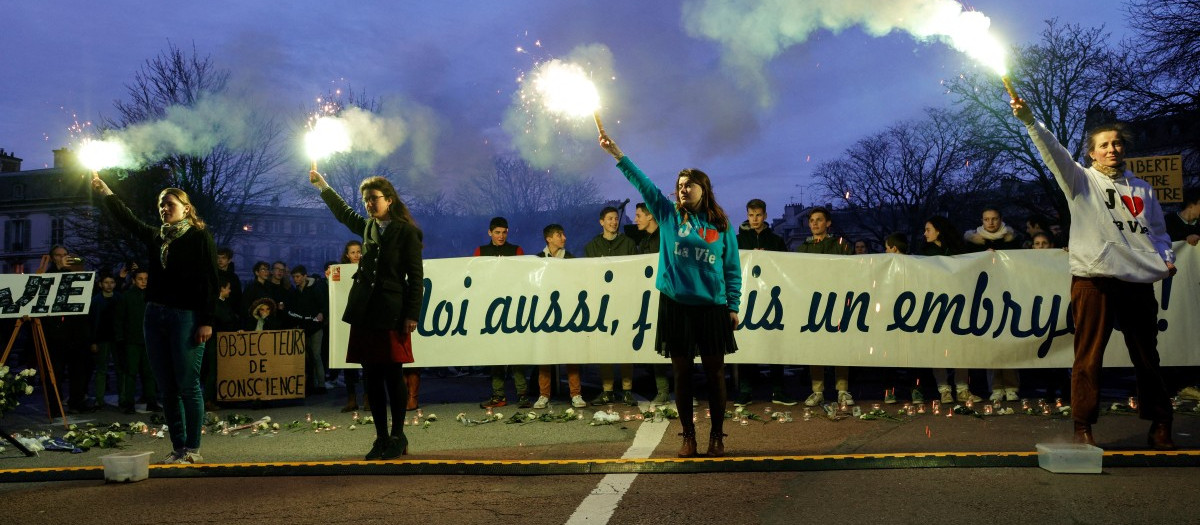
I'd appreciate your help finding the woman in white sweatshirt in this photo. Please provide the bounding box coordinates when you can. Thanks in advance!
[1012,97,1177,450]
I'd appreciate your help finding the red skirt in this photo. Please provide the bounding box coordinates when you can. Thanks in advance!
[347,326,413,364]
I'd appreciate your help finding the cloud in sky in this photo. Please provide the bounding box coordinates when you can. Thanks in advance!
[1,1,1128,214]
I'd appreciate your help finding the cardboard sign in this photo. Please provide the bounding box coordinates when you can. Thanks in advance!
[214,329,306,401]
[1127,155,1184,203]
[0,272,95,319]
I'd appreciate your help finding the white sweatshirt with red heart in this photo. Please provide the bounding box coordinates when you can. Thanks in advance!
[1026,121,1173,283]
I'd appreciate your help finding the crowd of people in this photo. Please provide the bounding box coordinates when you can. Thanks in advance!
[14,104,1199,462]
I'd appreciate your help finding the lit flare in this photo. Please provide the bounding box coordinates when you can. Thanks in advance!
[533,60,601,119]
[77,139,126,172]
[304,117,352,171]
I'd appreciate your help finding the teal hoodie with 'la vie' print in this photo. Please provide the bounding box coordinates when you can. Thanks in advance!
[615,156,742,312]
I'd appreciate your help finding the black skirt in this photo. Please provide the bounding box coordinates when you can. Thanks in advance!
[654,293,738,358]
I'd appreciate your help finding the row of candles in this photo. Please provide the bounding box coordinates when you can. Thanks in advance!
[172,395,1150,439]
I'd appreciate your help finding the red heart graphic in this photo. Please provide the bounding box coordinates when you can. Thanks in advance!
[1121,195,1144,217]
[702,227,719,244]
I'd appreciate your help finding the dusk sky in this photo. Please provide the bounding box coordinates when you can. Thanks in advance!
[2,1,1131,217]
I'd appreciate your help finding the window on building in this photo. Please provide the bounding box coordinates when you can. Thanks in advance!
[50,217,65,246]
[4,218,31,252]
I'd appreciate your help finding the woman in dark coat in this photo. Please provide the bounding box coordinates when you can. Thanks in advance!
[90,177,217,464]
[310,169,423,460]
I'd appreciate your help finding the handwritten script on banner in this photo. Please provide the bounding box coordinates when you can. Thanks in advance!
[215,329,306,401]
[0,272,95,319]
[327,245,1199,369]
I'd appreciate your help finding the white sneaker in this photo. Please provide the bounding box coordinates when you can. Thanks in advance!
[180,449,203,464]
[989,390,1004,402]
[804,391,824,407]
[837,391,855,406]
[159,449,185,464]
[1004,388,1019,401]
[570,395,587,408]
[938,386,954,404]
[533,396,550,409]
[956,388,982,403]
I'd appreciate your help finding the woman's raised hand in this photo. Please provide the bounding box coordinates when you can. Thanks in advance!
[90,173,113,196]
[1010,97,1034,125]
[309,169,330,190]
[598,131,624,161]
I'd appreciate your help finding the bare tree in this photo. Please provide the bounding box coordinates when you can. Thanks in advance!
[815,107,998,243]
[456,156,598,215]
[76,42,286,267]
[944,20,1128,229]
[1120,0,1200,118]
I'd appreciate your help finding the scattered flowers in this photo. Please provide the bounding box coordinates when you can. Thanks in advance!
[0,366,37,418]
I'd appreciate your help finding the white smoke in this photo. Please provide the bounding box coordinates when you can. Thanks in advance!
[682,0,1007,107]
[502,43,617,173]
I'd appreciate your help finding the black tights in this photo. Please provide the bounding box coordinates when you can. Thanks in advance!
[363,362,409,439]
[672,353,726,437]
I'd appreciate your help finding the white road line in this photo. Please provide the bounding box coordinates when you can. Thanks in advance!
[564,409,671,524]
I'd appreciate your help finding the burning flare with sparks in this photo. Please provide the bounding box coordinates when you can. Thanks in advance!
[77,139,127,172]
[304,117,352,168]
[533,60,601,119]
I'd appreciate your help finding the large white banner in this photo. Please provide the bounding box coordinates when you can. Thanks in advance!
[0,272,95,319]
[328,245,1200,368]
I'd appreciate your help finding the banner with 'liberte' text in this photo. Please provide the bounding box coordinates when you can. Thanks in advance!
[327,245,1200,369]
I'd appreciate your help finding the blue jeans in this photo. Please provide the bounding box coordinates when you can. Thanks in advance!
[145,303,205,451]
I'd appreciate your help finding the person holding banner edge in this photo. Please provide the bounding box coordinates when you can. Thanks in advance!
[598,129,741,458]
[90,179,218,464]
[1011,97,1178,450]
[310,169,423,461]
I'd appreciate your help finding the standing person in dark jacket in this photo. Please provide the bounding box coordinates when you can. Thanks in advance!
[635,203,674,405]
[311,169,423,460]
[216,247,243,313]
[114,268,159,414]
[90,178,218,465]
[242,261,279,315]
[89,274,122,410]
[532,223,585,409]
[1165,188,1200,247]
[599,130,742,458]
[921,216,982,404]
[476,216,531,409]
[795,207,854,409]
[734,199,795,408]
[584,206,639,406]
[205,275,240,410]
[286,265,329,396]
[333,241,369,412]
[42,245,94,414]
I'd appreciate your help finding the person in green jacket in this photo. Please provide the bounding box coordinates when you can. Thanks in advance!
[794,207,853,408]
[583,206,639,407]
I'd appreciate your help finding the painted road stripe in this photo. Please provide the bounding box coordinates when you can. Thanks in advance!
[565,409,671,525]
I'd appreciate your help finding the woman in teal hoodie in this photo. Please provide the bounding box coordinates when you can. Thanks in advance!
[599,131,742,458]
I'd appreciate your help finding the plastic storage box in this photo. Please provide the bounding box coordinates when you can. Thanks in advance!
[1036,443,1103,474]
[100,451,153,482]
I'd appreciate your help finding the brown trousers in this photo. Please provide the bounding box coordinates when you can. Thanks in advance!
[538,365,581,397]
[1070,277,1172,425]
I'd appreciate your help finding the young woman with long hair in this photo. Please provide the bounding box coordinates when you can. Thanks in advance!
[310,170,423,460]
[90,179,217,464]
[598,132,741,457]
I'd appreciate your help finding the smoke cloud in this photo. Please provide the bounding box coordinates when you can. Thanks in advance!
[502,43,616,174]
[682,0,1006,107]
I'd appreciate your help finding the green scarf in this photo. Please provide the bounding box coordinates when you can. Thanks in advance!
[159,219,192,268]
